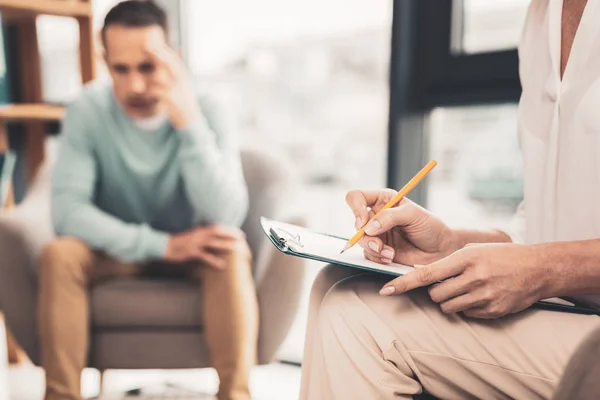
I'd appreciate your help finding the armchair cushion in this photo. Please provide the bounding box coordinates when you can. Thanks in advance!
[92,280,202,329]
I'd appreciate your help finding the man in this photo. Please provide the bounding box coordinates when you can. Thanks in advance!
[39,1,257,400]
[301,0,600,399]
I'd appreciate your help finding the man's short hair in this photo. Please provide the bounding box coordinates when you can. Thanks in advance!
[101,0,168,46]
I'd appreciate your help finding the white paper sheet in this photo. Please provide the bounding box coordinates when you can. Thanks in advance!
[266,219,414,276]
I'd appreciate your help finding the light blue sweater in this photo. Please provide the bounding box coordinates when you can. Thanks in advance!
[51,82,249,262]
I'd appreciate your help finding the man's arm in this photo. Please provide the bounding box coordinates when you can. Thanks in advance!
[52,104,170,262]
[176,97,249,227]
[141,40,249,227]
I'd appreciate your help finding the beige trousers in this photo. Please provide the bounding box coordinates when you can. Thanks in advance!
[553,325,600,400]
[38,237,258,400]
[300,265,600,400]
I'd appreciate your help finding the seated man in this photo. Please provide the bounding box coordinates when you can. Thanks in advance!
[300,0,600,399]
[39,2,257,400]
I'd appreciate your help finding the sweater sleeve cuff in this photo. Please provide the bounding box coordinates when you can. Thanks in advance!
[177,118,215,146]
[141,225,170,260]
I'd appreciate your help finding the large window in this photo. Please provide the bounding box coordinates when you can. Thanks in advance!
[427,104,522,231]
[182,0,393,362]
[388,0,524,214]
[454,0,530,54]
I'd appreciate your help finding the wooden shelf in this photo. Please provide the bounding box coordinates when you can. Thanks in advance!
[0,0,92,19]
[0,104,64,121]
[0,0,94,191]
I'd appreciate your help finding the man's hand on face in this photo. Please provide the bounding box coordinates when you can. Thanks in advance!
[165,225,246,269]
[380,242,552,319]
[144,34,201,129]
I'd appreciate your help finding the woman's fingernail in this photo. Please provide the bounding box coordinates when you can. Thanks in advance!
[355,216,363,230]
[364,220,381,235]
[414,264,425,268]
[381,249,394,259]
[368,241,380,252]
[380,286,396,296]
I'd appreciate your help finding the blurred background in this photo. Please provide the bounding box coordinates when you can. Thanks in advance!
[0,0,529,398]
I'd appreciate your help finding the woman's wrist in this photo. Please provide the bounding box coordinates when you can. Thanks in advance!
[450,228,512,252]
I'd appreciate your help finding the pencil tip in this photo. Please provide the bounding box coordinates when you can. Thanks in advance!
[340,243,351,254]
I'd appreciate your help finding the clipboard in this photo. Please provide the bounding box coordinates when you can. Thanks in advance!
[533,299,600,315]
[261,217,414,276]
[261,217,600,316]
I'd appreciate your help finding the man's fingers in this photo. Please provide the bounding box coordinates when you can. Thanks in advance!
[379,252,467,296]
[148,69,172,89]
[144,44,172,70]
[142,28,187,78]
[208,225,245,240]
[197,251,226,269]
[144,41,182,79]
[205,238,238,253]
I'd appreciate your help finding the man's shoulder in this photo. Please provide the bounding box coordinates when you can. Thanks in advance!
[196,91,231,117]
[66,80,114,117]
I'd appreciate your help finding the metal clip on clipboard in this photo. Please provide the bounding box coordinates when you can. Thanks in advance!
[269,227,304,252]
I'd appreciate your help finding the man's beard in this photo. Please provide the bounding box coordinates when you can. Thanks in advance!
[127,96,159,111]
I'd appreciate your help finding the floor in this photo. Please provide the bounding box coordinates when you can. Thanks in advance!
[8,362,301,400]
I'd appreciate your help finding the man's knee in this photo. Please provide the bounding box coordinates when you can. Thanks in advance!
[39,237,94,282]
[218,237,253,275]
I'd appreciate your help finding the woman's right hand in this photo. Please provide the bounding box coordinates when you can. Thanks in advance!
[345,189,460,266]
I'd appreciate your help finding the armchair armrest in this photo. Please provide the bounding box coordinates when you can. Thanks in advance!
[240,146,303,264]
[0,157,55,364]
[239,146,307,363]
[0,215,42,364]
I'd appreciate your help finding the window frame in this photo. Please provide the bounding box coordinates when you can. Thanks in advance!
[387,0,522,204]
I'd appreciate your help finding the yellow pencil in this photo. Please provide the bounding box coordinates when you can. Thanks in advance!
[340,160,438,254]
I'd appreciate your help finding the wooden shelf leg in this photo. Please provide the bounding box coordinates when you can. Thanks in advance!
[0,122,7,152]
[24,122,45,184]
[0,123,14,209]
[15,16,46,184]
[78,15,96,83]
